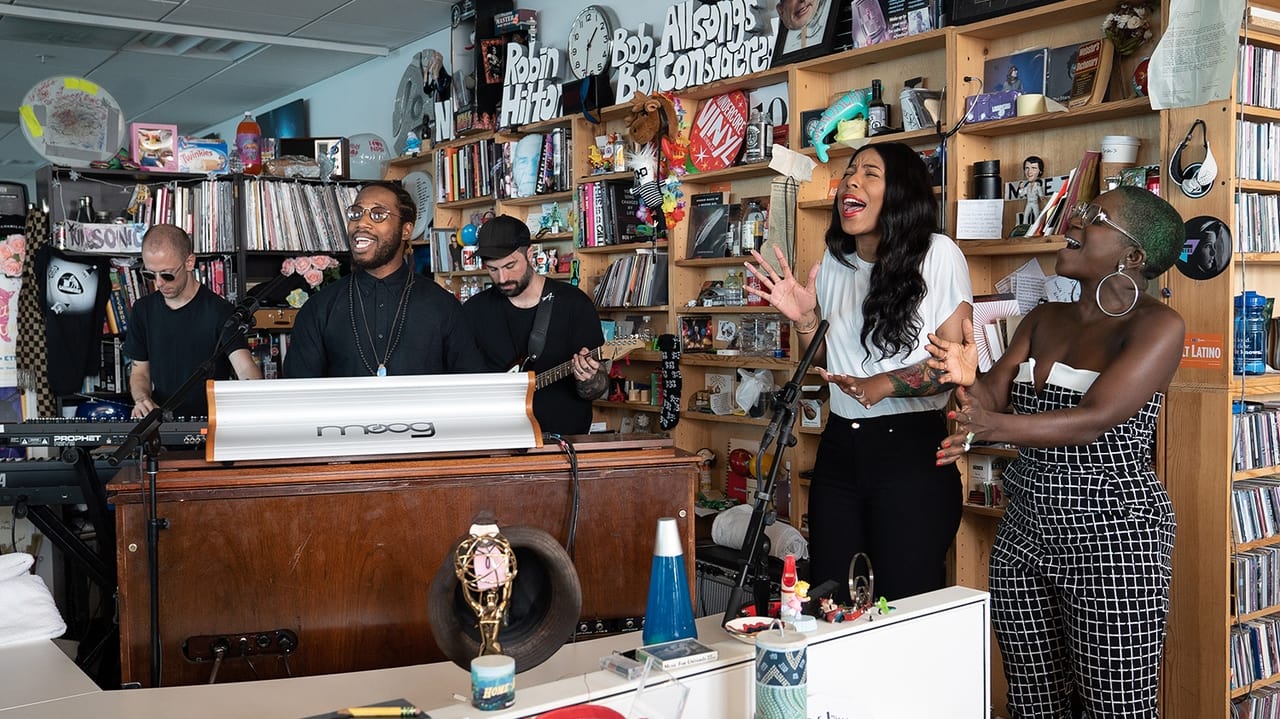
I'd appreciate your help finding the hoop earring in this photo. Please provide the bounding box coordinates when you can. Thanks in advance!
[1096,263,1140,317]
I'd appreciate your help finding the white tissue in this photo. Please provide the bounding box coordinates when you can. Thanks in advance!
[0,553,66,647]
[711,504,809,560]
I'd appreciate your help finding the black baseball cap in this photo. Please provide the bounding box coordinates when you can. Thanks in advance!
[476,215,531,260]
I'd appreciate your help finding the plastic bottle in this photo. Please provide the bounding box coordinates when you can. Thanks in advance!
[640,315,655,347]
[236,112,262,176]
[725,270,743,307]
[1234,291,1268,375]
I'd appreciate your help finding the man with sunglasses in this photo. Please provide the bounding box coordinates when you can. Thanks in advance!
[124,224,262,419]
[285,181,482,378]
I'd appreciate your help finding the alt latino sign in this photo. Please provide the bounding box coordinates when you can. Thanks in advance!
[610,0,773,97]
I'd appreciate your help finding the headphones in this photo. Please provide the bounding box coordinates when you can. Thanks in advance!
[1168,119,1218,198]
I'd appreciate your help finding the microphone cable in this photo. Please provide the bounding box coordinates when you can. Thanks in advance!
[545,427,581,557]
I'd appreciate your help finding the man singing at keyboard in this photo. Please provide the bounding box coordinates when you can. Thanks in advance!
[124,224,261,420]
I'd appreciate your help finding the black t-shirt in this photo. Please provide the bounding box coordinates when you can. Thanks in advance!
[39,249,111,398]
[122,284,247,418]
[285,262,484,378]
[462,279,604,435]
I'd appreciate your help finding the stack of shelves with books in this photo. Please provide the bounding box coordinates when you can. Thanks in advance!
[1172,3,1280,716]
[36,165,240,403]
[942,1,1167,710]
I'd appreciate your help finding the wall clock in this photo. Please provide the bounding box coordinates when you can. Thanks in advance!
[567,5,613,80]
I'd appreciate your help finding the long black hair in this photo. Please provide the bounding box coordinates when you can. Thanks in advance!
[824,142,938,360]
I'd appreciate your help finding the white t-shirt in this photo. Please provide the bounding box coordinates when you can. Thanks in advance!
[815,233,973,419]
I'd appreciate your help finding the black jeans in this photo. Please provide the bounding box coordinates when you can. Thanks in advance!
[808,409,962,602]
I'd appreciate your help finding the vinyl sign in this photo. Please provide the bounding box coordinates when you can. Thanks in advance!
[688,91,749,172]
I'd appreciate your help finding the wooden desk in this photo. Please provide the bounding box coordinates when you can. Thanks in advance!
[108,442,699,687]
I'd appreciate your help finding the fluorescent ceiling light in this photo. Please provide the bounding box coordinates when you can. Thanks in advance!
[0,5,390,57]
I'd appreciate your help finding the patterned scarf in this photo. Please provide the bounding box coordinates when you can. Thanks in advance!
[16,208,54,417]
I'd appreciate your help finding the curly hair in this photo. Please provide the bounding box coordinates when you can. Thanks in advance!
[824,142,939,360]
[1106,186,1184,279]
[358,180,418,234]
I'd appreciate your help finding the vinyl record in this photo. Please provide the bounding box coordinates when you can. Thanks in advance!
[19,76,127,166]
[392,54,428,156]
[1177,215,1230,281]
[401,171,435,239]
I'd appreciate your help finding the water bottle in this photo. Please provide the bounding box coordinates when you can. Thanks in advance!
[1234,291,1268,375]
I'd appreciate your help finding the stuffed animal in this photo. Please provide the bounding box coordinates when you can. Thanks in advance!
[625,91,677,146]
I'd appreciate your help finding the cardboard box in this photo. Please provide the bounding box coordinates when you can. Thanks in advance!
[130,123,178,172]
[494,8,536,35]
[177,137,229,174]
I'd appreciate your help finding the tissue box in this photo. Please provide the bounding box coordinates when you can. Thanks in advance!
[964,91,1019,123]
[177,137,229,174]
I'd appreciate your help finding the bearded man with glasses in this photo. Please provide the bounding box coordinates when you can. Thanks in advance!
[286,181,483,378]
[125,224,262,419]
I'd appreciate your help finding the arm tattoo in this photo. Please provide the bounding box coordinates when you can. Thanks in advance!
[887,360,953,397]
[576,370,609,400]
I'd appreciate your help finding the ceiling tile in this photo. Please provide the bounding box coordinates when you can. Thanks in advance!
[0,16,138,51]
[217,45,369,90]
[161,2,346,36]
[11,0,175,22]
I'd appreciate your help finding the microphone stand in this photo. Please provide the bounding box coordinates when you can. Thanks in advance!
[722,321,828,627]
[108,290,264,687]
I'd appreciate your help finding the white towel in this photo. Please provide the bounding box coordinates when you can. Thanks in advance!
[0,553,67,648]
[711,504,809,561]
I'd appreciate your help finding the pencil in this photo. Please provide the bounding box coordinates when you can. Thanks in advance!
[338,707,423,717]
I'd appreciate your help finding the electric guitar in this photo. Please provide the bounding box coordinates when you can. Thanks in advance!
[508,337,646,390]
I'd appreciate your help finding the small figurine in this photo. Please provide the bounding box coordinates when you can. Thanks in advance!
[403,132,421,157]
[1018,155,1046,222]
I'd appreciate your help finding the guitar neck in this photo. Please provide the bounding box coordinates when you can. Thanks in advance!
[535,347,606,390]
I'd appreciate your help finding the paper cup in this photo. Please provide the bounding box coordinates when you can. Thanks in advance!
[1101,135,1141,164]
[1016,94,1047,116]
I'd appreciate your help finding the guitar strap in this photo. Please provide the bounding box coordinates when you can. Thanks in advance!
[526,290,555,365]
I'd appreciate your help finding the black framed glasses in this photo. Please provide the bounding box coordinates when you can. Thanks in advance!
[346,205,399,223]
[1070,202,1140,247]
[140,268,180,282]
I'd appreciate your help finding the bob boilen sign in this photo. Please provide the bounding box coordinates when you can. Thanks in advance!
[610,0,773,97]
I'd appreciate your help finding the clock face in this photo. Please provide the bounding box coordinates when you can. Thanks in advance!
[567,5,611,80]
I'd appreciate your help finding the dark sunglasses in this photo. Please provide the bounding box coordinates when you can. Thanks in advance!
[346,205,399,223]
[1070,202,1140,247]
[140,269,180,282]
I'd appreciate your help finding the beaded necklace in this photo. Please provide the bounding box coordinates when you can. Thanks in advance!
[349,268,414,376]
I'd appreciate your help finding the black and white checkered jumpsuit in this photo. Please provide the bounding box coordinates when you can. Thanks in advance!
[990,360,1175,718]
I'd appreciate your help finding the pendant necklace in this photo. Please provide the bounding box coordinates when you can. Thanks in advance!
[349,269,414,376]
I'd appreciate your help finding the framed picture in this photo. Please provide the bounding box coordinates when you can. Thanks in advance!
[680,315,714,353]
[481,38,506,85]
[312,137,348,179]
[772,0,841,67]
[130,122,179,172]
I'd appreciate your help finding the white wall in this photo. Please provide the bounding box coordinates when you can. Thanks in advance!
[200,1,781,143]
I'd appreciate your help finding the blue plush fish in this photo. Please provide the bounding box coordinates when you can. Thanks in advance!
[810,89,869,163]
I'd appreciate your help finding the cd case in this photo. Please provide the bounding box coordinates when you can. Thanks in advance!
[635,637,719,671]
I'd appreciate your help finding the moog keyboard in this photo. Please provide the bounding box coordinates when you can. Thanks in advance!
[0,456,123,506]
[0,418,208,448]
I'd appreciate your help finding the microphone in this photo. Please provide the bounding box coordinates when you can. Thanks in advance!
[225,272,295,331]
